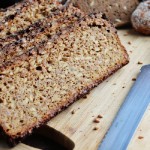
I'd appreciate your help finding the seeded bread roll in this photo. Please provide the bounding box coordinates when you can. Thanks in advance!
[0,5,84,65]
[0,0,61,38]
[71,0,139,27]
[0,12,129,145]
[131,0,150,35]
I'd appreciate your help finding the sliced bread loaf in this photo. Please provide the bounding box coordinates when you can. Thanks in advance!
[0,5,84,65]
[0,12,129,145]
[71,0,139,27]
[0,0,61,38]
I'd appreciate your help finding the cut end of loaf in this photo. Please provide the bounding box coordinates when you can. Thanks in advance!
[0,3,129,146]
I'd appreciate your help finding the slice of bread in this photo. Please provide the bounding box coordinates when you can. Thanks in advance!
[71,0,139,27]
[0,12,129,145]
[0,0,61,38]
[0,5,84,65]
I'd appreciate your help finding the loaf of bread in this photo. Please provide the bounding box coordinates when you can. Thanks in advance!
[0,9,129,145]
[0,0,61,38]
[131,0,150,35]
[71,0,139,27]
[0,5,84,65]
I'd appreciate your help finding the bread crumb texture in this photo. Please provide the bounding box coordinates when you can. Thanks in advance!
[0,0,128,144]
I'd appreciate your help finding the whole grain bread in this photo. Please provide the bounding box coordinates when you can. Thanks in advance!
[0,5,84,65]
[71,0,139,27]
[131,0,150,35]
[0,0,61,38]
[0,12,129,145]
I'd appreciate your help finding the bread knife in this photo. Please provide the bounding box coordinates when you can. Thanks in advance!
[98,65,150,150]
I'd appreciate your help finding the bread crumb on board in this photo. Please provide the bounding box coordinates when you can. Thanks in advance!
[93,127,99,130]
[138,136,144,139]
[137,61,143,65]
[97,115,103,119]
[128,41,131,45]
[93,118,100,123]
[132,78,136,81]
[93,115,103,123]
[71,110,75,114]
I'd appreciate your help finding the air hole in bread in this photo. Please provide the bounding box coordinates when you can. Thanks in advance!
[40,28,44,32]
[17,132,21,136]
[3,82,7,86]
[26,28,30,33]
[88,22,101,28]
[46,34,51,39]
[36,66,42,71]
[0,98,3,103]
[51,8,58,12]
[20,120,24,123]
[6,14,15,21]
[6,31,11,35]
[6,129,9,132]
[40,97,43,100]
[33,85,37,88]
[8,106,12,109]
[64,48,68,51]
[8,80,12,84]
[102,14,107,20]
[61,58,68,62]
[47,60,52,64]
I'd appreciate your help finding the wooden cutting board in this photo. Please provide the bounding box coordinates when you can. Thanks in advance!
[0,28,150,150]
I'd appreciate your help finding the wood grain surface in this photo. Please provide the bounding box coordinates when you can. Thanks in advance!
[0,28,150,150]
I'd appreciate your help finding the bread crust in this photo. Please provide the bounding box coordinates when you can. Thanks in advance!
[0,0,61,38]
[0,5,84,65]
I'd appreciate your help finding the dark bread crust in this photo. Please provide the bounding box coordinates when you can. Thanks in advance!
[0,12,128,72]
[0,5,84,65]
[0,1,71,49]
[0,12,129,146]
[0,0,62,38]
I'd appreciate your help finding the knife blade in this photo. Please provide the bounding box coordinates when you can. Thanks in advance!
[98,65,150,150]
